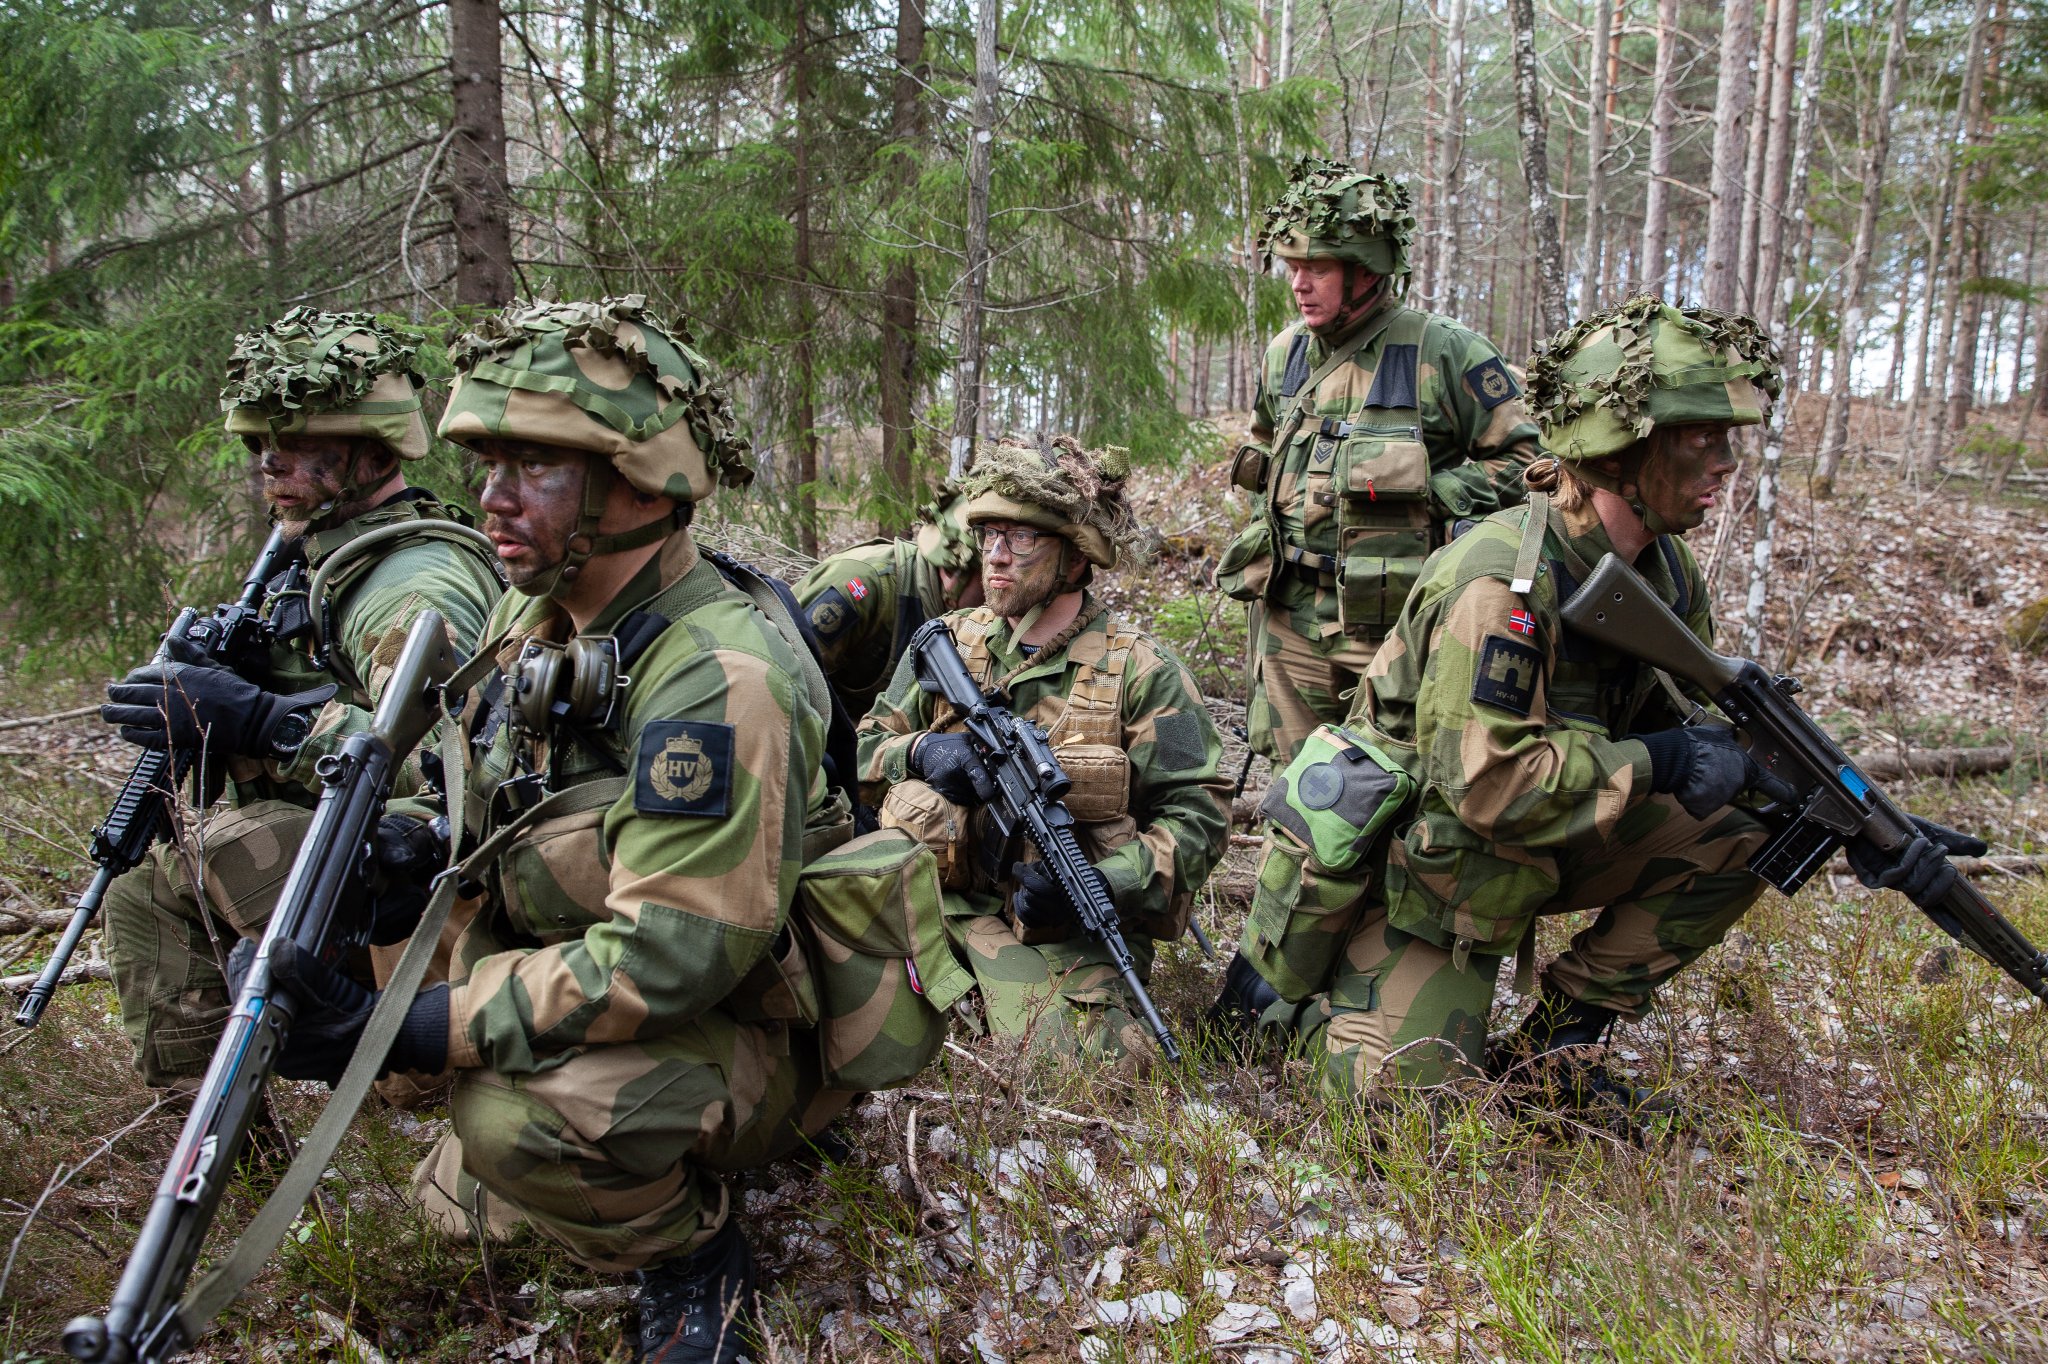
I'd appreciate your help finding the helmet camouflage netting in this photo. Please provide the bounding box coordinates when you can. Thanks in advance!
[1527,295,1784,461]
[962,434,1156,571]
[438,294,753,501]
[220,306,430,460]
[913,478,979,572]
[1258,156,1416,278]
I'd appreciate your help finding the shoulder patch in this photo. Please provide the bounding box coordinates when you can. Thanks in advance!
[807,586,853,642]
[846,576,869,601]
[1465,356,1520,410]
[1471,635,1542,717]
[1364,344,1420,409]
[634,720,735,817]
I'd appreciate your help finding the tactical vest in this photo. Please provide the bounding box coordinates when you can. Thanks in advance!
[1263,308,1437,637]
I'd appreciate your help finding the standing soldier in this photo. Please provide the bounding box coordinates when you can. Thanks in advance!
[249,298,868,1364]
[1218,155,1538,768]
[97,308,502,1094]
[858,436,1231,1062]
[794,483,983,721]
[1214,299,1903,1104]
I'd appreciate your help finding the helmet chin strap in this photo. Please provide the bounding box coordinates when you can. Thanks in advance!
[1569,459,1679,537]
[515,458,682,599]
[1313,266,1388,338]
[1008,541,1074,641]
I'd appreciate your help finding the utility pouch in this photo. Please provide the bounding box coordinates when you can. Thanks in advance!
[1216,520,1275,603]
[1229,441,1272,493]
[797,828,972,1092]
[725,925,821,1027]
[1333,428,1433,635]
[877,778,974,890]
[1237,829,1368,1003]
[1055,743,1130,824]
[1257,723,1414,874]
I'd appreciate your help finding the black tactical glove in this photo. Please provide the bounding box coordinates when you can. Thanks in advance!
[1009,858,1115,937]
[1846,815,1988,909]
[1638,725,1797,820]
[366,815,449,946]
[103,632,335,759]
[226,939,448,1084]
[909,732,993,806]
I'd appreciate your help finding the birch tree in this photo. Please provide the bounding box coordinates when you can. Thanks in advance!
[1702,0,1756,311]
[949,0,999,479]
[1509,0,1567,336]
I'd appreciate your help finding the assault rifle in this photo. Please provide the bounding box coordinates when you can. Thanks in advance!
[1560,553,2048,1004]
[63,610,457,1364]
[907,619,1184,1063]
[15,527,294,1027]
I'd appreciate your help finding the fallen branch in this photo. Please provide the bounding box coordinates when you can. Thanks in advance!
[1,960,110,992]
[1849,745,2015,781]
[0,705,99,734]
[0,908,76,936]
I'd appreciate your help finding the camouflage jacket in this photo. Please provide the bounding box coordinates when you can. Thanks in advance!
[794,537,943,721]
[1241,301,1539,642]
[856,596,1231,938]
[445,531,840,1074]
[239,489,501,803]
[1354,496,1712,952]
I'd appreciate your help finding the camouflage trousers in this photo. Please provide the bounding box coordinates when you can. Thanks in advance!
[101,800,312,1087]
[410,1015,855,1272]
[100,797,452,1105]
[1246,602,1383,767]
[1256,795,1769,1094]
[944,896,1159,1062]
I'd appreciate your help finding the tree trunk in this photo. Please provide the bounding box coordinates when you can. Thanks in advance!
[1754,0,1800,319]
[254,0,287,296]
[1737,0,1776,303]
[1437,0,1468,316]
[878,0,926,522]
[1702,0,1756,311]
[792,3,820,556]
[1810,0,1909,497]
[1508,0,1567,336]
[1918,0,1994,474]
[949,0,1000,479]
[1217,0,1259,411]
[449,0,515,306]
[1578,0,1614,314]
[1640,0,1680,297]
[1277,0,1296,80]
[1742,0,1822,655]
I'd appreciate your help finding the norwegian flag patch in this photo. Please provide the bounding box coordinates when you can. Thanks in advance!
[1508,609,1537,635]
[847,577,869,601]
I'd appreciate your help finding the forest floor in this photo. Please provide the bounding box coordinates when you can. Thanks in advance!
[2,414,2047,1363]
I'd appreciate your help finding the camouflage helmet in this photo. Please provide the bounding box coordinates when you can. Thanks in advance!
[1528,296,1783,462]
[220,306,430,460]
[1259,156,1416,279]
[912,480,978,573]
[438,295,753,501]
[962,435,1151,571]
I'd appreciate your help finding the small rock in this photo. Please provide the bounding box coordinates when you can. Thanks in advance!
[1281,1274,1318,1323]
[1207,1301,1283,1343]
[742,1187,778,1215]
[1914,946,1960,985]
[1984,1214,2024,1243]
[924,1123,960,1158]
[1094,1298,1134,1328]
[560,1285,636,1312]
[1202,1268,1239,1299]
[1127,1290,1188,1325]
[1309,1317,1348,1354]
[1087,1245,1128,1291]
[1241,1350,1299,1364]
[1380,1289,1423,1329]
[1077,1338,1114,1364]
[1897,1167,1932,1191]
[966,1327,1009,1362]
[1877,1280,1933,1321]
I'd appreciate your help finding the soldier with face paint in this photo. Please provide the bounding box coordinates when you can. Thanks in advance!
[794,483,984,722]
[1212,299,1831,1108]
[1217,156,1539,770]
[856,436,1231,1062]
[95,307,501,1095]
[248,298,861,1364]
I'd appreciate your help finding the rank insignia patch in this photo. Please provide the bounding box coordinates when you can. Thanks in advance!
[1508,609,1536,635]
[1472,635,1541,717]
[635,720,734,817]
[1466,356,1520,410]
[807,587,852,641]
[847,577,869,601]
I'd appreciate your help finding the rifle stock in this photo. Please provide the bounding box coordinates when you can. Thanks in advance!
[16,528,292,1028]
[64,610,456,1363]
[907,619,1185,1063]
[1561,553,2047,1004]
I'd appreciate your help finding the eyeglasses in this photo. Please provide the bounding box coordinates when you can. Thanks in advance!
[975,523,1058,557]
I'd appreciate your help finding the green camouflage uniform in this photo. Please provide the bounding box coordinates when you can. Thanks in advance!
[414,297,864,1273]
[857,598,1230,1060]
[1239,297,1785,1094]
[101,311,500,1089]
[1220,159,1537,765]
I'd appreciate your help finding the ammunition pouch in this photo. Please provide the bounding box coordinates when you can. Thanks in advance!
[1217,520,1275,603]
[877,778,975,890]
[1229,441,1272,493]
[1334,428,1432,637]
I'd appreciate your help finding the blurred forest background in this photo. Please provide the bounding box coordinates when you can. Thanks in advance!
[0,0,2040,673]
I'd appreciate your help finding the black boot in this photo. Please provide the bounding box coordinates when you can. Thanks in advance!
[1206,952,1282,1055]
[636,1220,759,1364]
[1487,991,1673,1120]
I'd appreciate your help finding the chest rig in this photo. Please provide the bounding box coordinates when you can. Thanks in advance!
[1263,308,1437,637]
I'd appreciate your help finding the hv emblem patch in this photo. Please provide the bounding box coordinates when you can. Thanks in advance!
[807,587,852,641]
[1466,356,1520,410]
[1471,635,1541,717]
[635,720,734,816]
